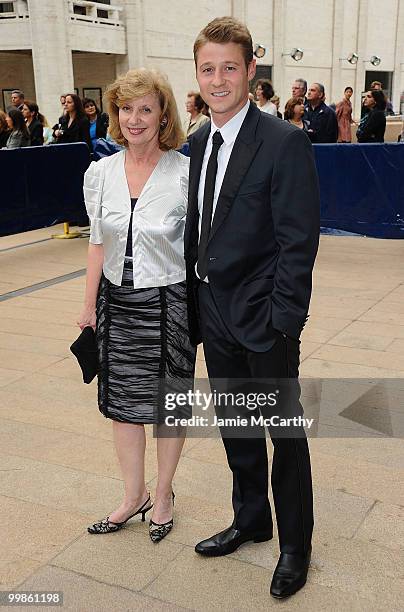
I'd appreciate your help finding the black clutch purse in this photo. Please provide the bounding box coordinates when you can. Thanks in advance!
[70,326,99,384]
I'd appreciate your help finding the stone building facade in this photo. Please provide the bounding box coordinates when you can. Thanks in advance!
[0,0,403,125]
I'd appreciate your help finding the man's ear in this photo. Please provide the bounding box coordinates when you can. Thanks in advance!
[248,59,257,82]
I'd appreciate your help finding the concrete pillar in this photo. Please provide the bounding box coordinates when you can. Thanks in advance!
[353,0,368,118]
[330,0,345,104]
[121,0,145,71]
[272,0,285,100]
[231,0,247,20]
[392,0,404,114]
[29,0,74,125]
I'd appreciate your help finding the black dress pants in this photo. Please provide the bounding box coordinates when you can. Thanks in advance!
[198,283,313,554]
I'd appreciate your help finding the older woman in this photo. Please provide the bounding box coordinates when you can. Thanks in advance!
[284,96,310,131]
[78,68,195,542]
[254,79,277,115]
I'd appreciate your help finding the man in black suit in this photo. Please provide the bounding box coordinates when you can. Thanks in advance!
[184,17,320,599]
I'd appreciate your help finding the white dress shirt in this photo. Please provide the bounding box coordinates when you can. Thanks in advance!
[197,100,250,281]
[84,149,189,288]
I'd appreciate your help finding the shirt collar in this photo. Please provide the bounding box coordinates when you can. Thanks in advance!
[210,100,250,145]
[307,101,325,113]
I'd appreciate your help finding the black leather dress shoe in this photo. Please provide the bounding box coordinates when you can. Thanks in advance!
[270,546,312,599]
[195,525,273,557]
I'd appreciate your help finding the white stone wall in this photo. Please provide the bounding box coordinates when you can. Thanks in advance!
[69,21,126,55]
[140,0,232,121]
[0,19,31,50]
[1,0,403,122]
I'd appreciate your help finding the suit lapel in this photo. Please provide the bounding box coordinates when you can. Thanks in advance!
[209,103,263,242]
[184,124,210,253]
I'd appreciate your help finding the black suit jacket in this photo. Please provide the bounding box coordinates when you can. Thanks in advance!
[57,116,91,149]
[356,109,386,143]
[184,102,320,351]
[28,119,44,146]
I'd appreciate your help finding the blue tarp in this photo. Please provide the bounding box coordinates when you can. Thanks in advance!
[0,141,403,239]
[0,143,90,237]
[314,143,404,238]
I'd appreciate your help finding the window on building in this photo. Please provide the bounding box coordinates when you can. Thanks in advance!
[94,0,110,19]
[72,0,111,19]
[0,3,14,15]
[73,5,86,16]
[250,65,273,95]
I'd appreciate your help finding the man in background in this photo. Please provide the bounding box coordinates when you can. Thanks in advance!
[10,90,25,111]
[304,82,338,143]
[292,78,307,102]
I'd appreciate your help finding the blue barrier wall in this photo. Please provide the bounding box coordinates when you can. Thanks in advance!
[314,143,404,238]
[1,142,403,239]
[0,143,90,237]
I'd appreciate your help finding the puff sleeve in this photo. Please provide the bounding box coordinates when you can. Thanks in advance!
[83,159,105,244]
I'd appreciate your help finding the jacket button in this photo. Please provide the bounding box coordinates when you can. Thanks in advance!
[209,257,217,261]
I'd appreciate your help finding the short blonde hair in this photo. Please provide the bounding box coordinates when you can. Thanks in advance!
[104,68,185,150]
[193,17,253,69]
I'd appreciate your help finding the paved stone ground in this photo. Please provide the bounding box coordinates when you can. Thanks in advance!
[0,226,403,611]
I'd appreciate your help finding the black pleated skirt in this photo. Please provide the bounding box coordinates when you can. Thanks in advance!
[96,260,196,423]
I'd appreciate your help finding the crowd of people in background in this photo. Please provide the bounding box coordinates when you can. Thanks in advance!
[0,89,109,151]
[0,77,402,152]
[186,76,398,144]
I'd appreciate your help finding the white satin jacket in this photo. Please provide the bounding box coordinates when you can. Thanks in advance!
[83,149,189,288]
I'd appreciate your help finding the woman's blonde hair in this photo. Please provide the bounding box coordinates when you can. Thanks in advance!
[104,68,185,149]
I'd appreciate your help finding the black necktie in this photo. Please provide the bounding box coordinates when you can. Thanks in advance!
[197,130,224,280]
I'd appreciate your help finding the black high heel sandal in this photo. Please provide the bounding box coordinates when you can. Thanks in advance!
[88,493,153,534]
[149,492,175,543]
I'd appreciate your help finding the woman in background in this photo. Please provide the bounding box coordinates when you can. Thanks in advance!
[5,108,30,148]
[42,116,54,145]
[183,90,210,138]
[22,101,44,146]
[82,97,109,151]
[54,93,91,148]
[255,79,277,115]
[284,97,310,132]
[271,95,282,119]
[0,110,11,148]
[356,89,386,143]
[336,87,354,143]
